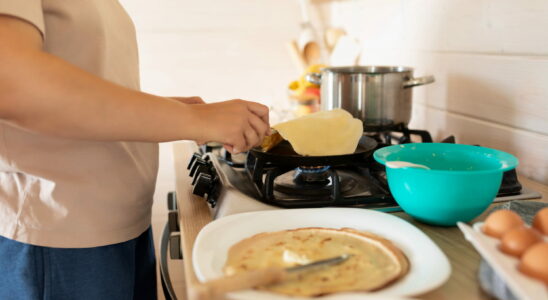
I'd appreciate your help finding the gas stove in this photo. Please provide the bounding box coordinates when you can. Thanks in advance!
[185,127,540,219]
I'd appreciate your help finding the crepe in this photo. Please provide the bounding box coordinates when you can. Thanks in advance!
[260,130,284,152]
[272,109,363,156]
[223,227,409,297]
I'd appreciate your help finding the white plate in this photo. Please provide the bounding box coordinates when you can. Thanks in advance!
[458,222,548,300]
[193,208,451,300]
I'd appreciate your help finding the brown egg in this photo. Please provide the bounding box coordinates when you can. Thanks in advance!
[519,242,548,285]
[483,210,524,239]
[499,227,543,257]
[532,207,548,235]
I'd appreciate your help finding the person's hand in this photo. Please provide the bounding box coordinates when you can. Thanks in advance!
[191,99,269,154]
[170,96,205,105]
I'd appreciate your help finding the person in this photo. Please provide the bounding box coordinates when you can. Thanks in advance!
[0,1,269,299]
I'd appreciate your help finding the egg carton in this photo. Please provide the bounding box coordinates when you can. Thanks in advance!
[458,222,548,300]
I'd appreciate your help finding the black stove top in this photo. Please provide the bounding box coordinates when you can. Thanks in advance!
[188,126,523,210]
[244,144,394,208]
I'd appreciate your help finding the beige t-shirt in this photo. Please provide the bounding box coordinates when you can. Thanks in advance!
[0,0,159,248]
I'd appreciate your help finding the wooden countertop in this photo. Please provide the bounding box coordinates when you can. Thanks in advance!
[172,141,548,300]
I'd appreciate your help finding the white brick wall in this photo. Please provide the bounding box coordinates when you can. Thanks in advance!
[326,0,548,183]
[120,0,302,105]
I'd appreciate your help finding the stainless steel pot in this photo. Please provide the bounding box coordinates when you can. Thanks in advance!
[307,66,434,131]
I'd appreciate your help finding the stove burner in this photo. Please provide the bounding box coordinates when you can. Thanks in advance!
[294,166,330,183]
[273,167,358,197]
[366,123,434,145]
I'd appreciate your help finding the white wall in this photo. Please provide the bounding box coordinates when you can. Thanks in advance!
[120,0,301,104]
[324,0,548,184]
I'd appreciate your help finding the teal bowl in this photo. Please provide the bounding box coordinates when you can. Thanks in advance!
[373,143,518,226]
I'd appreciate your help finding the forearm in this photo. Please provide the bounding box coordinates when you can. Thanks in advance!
[0,47,199,142]
[0,15,269,150]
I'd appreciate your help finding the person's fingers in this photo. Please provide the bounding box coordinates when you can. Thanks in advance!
[189,96,205,104]
[262,109,269,129]
[243,127,259,151]
[246,102,269,124]
[188,96,205,104]
[223,144,233,153]
[193,100,269,153]
[231,134,247,154]
[248,114,268,145]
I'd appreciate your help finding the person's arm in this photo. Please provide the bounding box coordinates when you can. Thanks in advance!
[0,16,269,153]
[171,96,205,105]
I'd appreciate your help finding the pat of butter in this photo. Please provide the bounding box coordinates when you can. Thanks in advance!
[282,250,310,265]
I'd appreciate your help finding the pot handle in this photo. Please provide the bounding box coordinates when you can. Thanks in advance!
[305,72,322,85]
[403,75,435,88]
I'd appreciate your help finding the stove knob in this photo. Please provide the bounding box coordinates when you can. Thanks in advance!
[192,166,214,187]
[188,157,204,176]
[192,167,210,186]
[187,153,210,176]
[193,173,213,197]
[187,153,202,170]
[206,193,217,208]
[189,158,212,178]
